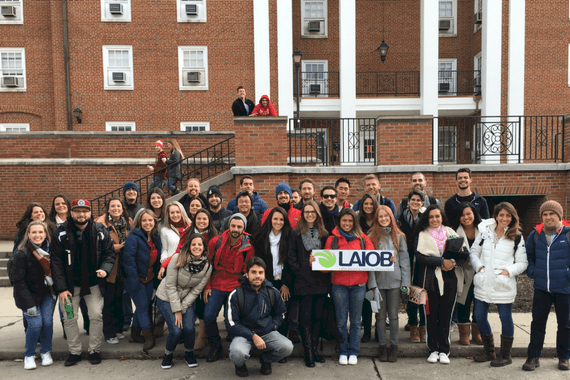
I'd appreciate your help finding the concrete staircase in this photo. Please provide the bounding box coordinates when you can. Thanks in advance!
[0,242,12,287]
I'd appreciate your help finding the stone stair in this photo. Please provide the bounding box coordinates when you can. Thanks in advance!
[0,247,11,287]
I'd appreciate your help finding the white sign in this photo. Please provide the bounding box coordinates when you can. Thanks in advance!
[311,250,395,271]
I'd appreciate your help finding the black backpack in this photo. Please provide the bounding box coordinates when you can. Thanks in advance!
[234,284,277,315]
[331,236,366,250]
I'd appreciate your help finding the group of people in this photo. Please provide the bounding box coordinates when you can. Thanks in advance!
[10,169,570,376]
[232,86,277,117]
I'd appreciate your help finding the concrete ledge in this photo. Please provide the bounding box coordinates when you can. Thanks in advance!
[233,116,289,125]
[0,131,235,139]
[0,158,235,166]
[376,115,434,124]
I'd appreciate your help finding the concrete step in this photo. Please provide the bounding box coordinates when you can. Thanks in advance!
[0,277,11,287]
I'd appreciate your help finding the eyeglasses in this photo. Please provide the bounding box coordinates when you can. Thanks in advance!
[303,211,317,215]
[322,194,336,199]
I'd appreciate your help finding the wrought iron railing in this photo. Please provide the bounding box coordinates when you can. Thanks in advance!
[438,70,481,96]
[436,115,564,164]
[90,136,235,216]
[356,71,420,96]
[288,118,377,166]
[293,71,340,97]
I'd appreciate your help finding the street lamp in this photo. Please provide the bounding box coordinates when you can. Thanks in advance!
[377,40,389,62]
[293,50,302,129]
[73,108,82,124]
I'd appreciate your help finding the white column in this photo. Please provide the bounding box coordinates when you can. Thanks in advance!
[253,0,270,101]
[508,0,525,163]
[339,0,356,164]
[420,0,439,164]
[277,0,294,121]
[480,0,502,163]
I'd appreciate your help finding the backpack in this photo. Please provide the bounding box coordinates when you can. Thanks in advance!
[234,283,277,315]
[331,236,366,250]
[532,230,570,248]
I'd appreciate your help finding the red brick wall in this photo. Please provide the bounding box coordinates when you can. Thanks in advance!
[377,118,432,165]
[234,118,288,166]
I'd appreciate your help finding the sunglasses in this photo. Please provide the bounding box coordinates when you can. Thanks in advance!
[322,194,337,199]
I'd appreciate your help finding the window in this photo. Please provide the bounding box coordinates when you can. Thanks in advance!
[181,122,210,132]
[439,0,456,36]
[101,0,131,22]
[106,122,135,131]
[302,60,328,97]
[178,46,208,90]
[438,59,457,95]
[301,0,327,38]
[438,125,457,163]
[102,46,133,90]
[177,0,207,23]
[473,0,482,31]
[474,52,482,94]
[0,0,23,24]
[0,123,29,131]
[0,48,26,91]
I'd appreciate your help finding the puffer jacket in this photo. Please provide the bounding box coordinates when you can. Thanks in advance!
[526,224,570,294]
[12,244,53,311]
[122,228,162,293]
[227,191,269,215]
[156,253,212,314]
[470,218,528,304]
[367,231,410,290]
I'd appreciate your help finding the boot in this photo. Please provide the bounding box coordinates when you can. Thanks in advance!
[458,323,471,346]
[490,335,513,367]
[387,345,398,363]
[471,323,483,345]
[153,319,165,338]
[311,323,325,363]
[419,325,426,343]
[410,326,420,343]
[194,320,207,350]
[300,327,314,367]
[289,329,301,344]
[129,326,144,343]
[142,328,155,351]
[473,334,496,362]
[378,345,388,362]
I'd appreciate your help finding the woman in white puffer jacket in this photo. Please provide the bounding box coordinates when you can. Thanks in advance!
[470,202,527,368]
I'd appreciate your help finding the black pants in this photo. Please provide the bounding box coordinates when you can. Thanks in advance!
[299,294,326,328]
[362,298,373,333]
[424,271,457,355]
[103,282,124,340]
[456,282,477,324]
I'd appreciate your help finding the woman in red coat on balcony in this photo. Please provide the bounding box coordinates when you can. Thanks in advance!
[250,95,277,116]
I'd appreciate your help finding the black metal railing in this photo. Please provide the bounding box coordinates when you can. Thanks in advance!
[90,137,235,216]
[293,71,340,97]
[438,70,481,96]
[436,115,564,164]
[288,118,377,166]
[356,71,420,96]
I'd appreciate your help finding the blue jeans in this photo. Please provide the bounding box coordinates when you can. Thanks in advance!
[528,289,570,359]
[229,331,294,366]
[166,177,180,196]
[148,176,165,192]
[473,299,514,337]
[332,284,366,356]
[203,289,232,346]
[24,294,56,357]
[156,298,196,354]
[128,281,154,330]
[122,291,133,327]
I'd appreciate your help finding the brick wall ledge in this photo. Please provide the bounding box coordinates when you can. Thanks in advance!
[0,131,235,139]
[376,115,434,124]
[0,158,153,166]
[233,116,289,125]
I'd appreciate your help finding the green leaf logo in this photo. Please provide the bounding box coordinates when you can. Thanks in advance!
[313,250,336,268]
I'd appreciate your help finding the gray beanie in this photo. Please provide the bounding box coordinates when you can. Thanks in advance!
[229,213,247,230]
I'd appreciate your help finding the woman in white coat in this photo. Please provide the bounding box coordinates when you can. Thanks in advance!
[470,202,527,367]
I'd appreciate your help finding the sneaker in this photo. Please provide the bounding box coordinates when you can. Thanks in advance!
[235,364,249,377]
[427,351,439,363]
[348,355,358,365]
[116,333,125,340]
[24,356,36,370]
[106,337,119,344]
[260,357,272,375]
[161,353,173,369]
[338,355,348,365]
[439,352,450,364]
[559,358,570,371]
[64,353,82,367]
[205,344,223,362]
[522,357,540,371]
[41,352,53,366]
[185,351,198,368]
[89,352,101,365]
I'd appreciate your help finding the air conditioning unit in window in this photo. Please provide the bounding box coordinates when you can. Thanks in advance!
[473,76,481,94]
[1,5,16,17]
[112,72,126,82]
[2,76,19,87]
[473,11,482,25]
[439,82,450,93]
[309,84,321,95]
[187,72,200,82]
[186,4,198,15]
[109,3,123,14]
[439,20,451,31]
[308,21,321,32]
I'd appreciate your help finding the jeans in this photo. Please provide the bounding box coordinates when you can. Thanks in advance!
[103,282,124,340]
[424,271,457,355]
[473,299,514,337]
[148,176,165,192]
[377,288,400,346]
[24,294,56,357]
[332,284,366,356]
[122,291,133,327]
[229,331,294,366]
[527,289,570,359]
[166,177,180,196]
[457,282,477,324]
[203,289,232,346]
[156,298,196,354]
[128,281,154,331]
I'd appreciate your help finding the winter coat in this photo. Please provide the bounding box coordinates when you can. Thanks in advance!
[319,203,340,235]
[125,201,144,221]
[12,245,53,311]
[287,231,330,296]
[324,227,375,287]
[250,95,278,116]
[232,97,255,116]
[367,231,410,290]
[155,253,212,314]
[227,191,269,215]
[444,192,490,228]
[261,204,302,229]
[455,224,478,305]
[398,209,423,286]
[179,193,208,219]
[159,226,183,263]
[252,231,292,289]
[225,277,286,340]
[165,149,182,180]
[95,214,133,284]
[122,228,162,293]
[526,224,570,294]
[221,210,262,236]
[209,206,232,231]
[470,219,527,304]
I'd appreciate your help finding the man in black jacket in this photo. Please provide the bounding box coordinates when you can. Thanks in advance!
[123,182,144,220]
[226,257,293,377]
[206,185,231,231]
[318,185,340,235]
[50,199,115,367]
[222,192,262,236]
[232,86,255,116]
[444,167,490,228]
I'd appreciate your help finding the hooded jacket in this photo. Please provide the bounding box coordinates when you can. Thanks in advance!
[227,191,269,215]
[250,95,277,116]
[261,203,302,229]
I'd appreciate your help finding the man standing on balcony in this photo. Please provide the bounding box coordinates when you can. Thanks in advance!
[293,178,319,210]
[352,174,396,216]
[206,185,232,231]
[395,173,440,220]
[335,178,352,209]
[227,175,268,215]
[232,86,255,117]
[444,168,490,228]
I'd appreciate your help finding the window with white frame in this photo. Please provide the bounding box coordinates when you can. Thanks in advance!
[105,122,135,131]
[181,122,210,132]
[178,46,208,90]
[438,59,457,95]
[101,0,131,22]
[301,0,327,38]
[102,46,133,90]
[302,60,328,97]
[438,125,457,163]
[474,52,482,93]
[0,123,29,131]
[177,0,207,23]
[473,0,482,31]
[0,0,24,24]
[0,48,26,91]
[439,0,456,36]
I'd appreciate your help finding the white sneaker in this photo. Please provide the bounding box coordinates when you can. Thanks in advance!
[41,352,53,366]
[24,356,36,370]
[116,333,125,340]
[427,351,439,363]
[106,337,119,344]
[348,355,358,365]
[338,355,348,365]
[439,352,450,364]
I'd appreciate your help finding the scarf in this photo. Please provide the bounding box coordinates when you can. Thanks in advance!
[339,228,357,242]
[108,213,128,243]
[187,256,207,274]
[403,208,424,229]
[269,231,283,278]
[428,225,447,252]
[31,242,53,287]
[544,222,562,243]
[171,219,188,237]
[301,227,322,252]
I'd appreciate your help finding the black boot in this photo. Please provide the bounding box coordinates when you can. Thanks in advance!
[129,326,144,344]
[311,322,325,363]
[491,335,513,367]
[300,326,314,367]
[473,334,496,362]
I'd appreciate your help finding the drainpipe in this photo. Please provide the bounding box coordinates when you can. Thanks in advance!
[62,0,72,130]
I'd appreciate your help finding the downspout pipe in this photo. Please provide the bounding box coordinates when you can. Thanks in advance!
[62,0,72,130]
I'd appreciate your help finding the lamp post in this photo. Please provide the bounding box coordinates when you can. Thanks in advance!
[293,50,302,129]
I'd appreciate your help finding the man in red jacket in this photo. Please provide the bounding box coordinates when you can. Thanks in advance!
[261,182,301,228]
[203,214,255,363]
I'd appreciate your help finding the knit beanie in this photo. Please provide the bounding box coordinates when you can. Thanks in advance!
[540,200,563,220]
[207,185,222,201]
[229,213,247,230]
[275,182,292,199]
[123,182,140,194]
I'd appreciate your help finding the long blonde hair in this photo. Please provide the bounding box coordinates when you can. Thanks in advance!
[368,206,404,252]
[18,221,51,251]
[169,139,185,159]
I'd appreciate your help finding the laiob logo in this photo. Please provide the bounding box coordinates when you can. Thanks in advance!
[312,250,395,271]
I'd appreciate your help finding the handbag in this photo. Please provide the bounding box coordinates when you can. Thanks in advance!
[408,261,427,305]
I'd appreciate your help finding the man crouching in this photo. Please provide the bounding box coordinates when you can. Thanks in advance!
[226,257,293,377]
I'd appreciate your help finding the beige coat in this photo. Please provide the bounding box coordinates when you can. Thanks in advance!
[455,225,478,304]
